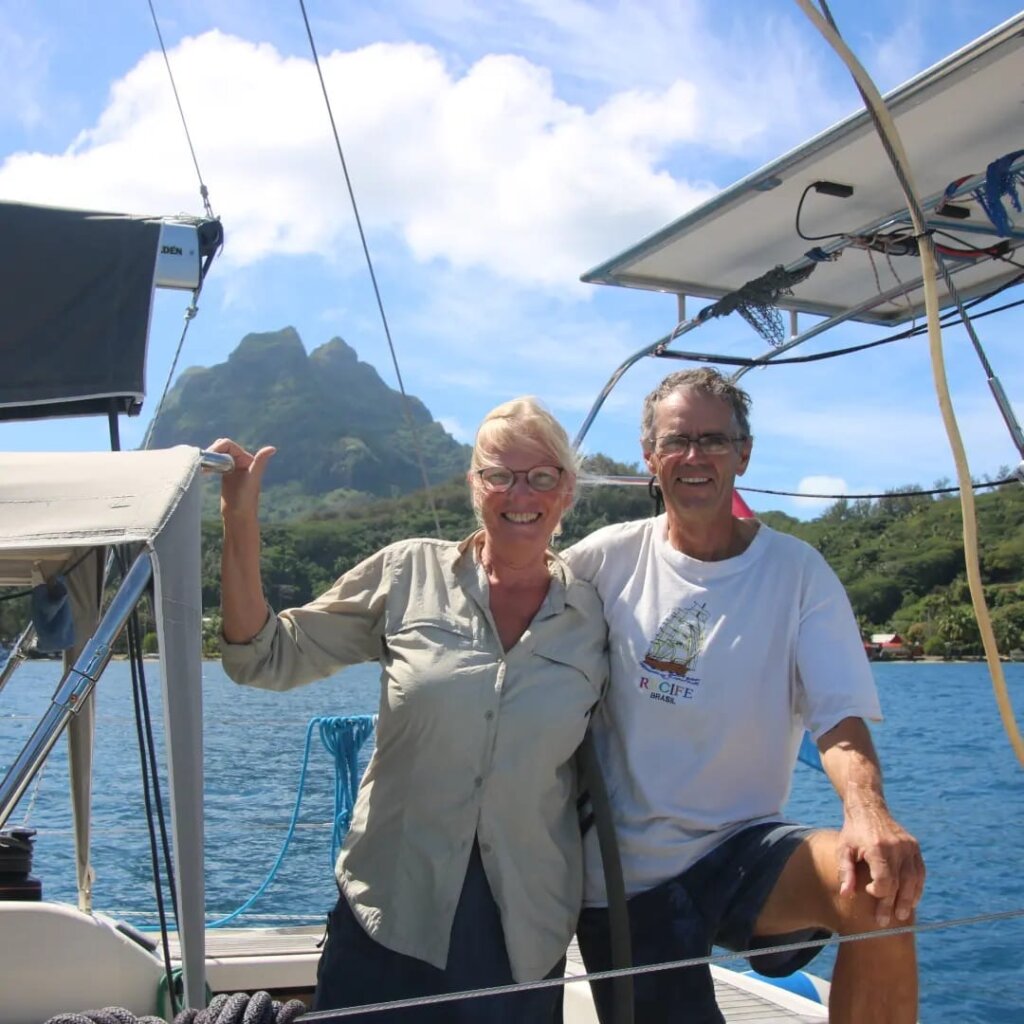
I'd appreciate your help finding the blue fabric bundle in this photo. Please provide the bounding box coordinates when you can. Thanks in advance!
[30,570,75,653]
[974,149,1024,237]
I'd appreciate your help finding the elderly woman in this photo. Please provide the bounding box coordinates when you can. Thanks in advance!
[211,397,607,1022]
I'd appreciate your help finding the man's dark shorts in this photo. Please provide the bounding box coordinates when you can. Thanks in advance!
[576,822,831,1024]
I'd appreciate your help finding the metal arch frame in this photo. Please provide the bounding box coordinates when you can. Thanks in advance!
[572,163,1024,453]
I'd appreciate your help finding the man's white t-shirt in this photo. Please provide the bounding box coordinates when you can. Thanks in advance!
[564,516,881,906]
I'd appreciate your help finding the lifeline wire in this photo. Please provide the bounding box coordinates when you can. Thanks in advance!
[206,719,320,928]
[33,905,1024,1021]
[582,473,1017,502]
[297,905,1024,1019]
[297,0,442,538]
[740,474,1017,502]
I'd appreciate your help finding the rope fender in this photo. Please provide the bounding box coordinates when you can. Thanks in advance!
[42,992,307,1024]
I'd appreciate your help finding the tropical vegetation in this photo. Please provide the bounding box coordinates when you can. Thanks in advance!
[197,462,1024,658]
[3,460,1021,660]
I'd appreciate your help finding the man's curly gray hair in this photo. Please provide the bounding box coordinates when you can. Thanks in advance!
[641,368,752,451]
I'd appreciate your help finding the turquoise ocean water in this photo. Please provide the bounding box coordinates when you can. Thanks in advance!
[2,658,1023,1023]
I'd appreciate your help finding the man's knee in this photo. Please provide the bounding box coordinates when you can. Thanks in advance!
[832,861,919,935]
[753,830,830,933]
[756,831,917,937]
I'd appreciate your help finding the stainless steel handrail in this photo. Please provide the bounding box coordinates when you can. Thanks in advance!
[0,550,155,828]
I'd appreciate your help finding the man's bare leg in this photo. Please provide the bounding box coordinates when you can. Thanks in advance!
[754,830,918,1024]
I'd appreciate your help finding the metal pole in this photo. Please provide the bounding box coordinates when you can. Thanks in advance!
[200,450,234,473]
[0,621,35,698]
[0,550,154,828]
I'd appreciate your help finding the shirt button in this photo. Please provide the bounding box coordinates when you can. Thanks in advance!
[480,843,492,854]
[484,710,495,720]
[474,776,484,787]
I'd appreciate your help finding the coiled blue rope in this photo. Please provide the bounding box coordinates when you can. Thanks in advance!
[318,715,377,865]
[206,714,376,928]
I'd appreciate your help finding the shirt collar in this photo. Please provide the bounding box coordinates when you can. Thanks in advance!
[453,529,572,616]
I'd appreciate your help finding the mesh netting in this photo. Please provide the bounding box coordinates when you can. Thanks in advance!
[696,264,816,346]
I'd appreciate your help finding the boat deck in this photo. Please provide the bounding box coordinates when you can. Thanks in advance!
[167,928,829,1021]
[168,925,324,997]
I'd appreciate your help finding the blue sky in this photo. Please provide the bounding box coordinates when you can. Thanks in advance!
[1,0,1022,517]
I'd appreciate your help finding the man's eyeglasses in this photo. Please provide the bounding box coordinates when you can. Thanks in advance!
[477,465,564,492]
[653,433,748,456]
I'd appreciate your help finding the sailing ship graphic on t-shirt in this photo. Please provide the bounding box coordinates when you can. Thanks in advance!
[642,602,708,679]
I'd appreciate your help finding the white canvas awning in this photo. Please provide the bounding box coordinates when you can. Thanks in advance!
[0,446,207,1010]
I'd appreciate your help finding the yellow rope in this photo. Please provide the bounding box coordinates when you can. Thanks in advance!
[793,0,1024,767]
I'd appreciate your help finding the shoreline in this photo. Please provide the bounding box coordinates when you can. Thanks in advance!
[869,654,1023,665]
[13,652,1024,665]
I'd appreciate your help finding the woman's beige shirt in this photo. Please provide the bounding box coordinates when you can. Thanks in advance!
[221,533,607,982]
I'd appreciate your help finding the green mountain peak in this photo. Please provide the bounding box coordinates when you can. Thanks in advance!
[147,327,470,506]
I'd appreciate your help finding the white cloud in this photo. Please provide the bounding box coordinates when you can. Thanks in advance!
[0,21,838,290]
[0,13,48,130]
[863,13,928,92]
[793,474,848,513]
[392,0,845,146]
[438,415,472,442]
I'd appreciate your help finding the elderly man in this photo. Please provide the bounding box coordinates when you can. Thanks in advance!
[565,368,924,1024]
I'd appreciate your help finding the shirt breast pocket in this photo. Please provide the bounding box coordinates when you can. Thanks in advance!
[384,615,476,661]
[382,615,485,710]
[532,640,606,703]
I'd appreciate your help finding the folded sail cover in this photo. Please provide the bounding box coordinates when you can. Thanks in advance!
[0,202,162,421]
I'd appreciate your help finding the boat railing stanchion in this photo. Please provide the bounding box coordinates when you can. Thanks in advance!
[200,450,235,474]
[0,620,36,698]
[0,550,155,830]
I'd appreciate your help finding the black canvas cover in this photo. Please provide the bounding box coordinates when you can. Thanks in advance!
[0,202,161,421]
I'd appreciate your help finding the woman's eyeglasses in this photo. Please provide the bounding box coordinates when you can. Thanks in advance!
[477,466,564,492]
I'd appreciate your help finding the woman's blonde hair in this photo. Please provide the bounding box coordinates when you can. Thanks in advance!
[469,397,579,523]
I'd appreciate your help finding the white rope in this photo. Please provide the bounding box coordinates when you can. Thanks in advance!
[793,0,1024,769]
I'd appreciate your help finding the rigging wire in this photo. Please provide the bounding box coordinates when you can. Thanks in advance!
[143,2,223,451]
[119,559,181,1017]
[142,270,208,452]
[297,0,443,538]
[796,0,1024,767]
[146,0,215,220]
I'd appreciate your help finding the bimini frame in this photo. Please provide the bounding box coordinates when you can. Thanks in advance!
[573,11,1024,451]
